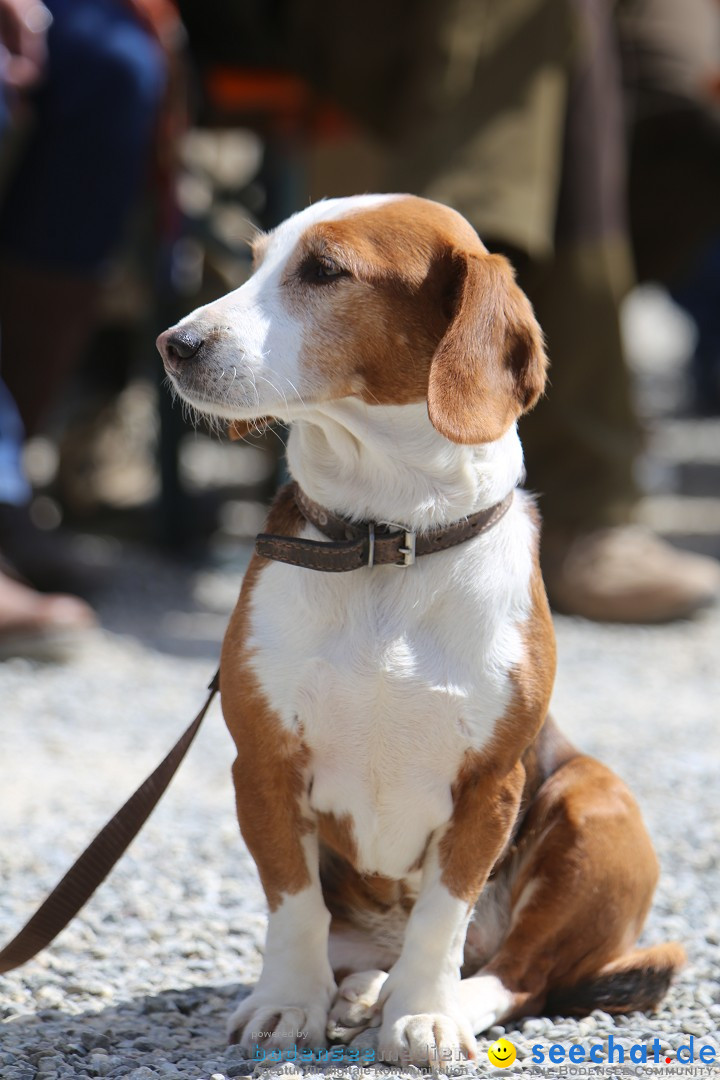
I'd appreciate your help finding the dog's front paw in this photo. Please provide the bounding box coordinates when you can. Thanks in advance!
[378,1012,477,1066]
[326,969,388,1043]
[228,991,332,1052]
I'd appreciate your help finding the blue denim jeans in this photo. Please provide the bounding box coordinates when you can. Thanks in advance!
[0,0,166,271]
[0,64,28,505]
[0,0,166,504]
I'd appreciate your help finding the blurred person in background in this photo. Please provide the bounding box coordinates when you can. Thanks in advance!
[284,0,720,621]
[0,0,94,656]
[0,0,172,656]
[620,0,720,416]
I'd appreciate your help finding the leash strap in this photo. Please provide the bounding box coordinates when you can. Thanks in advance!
[0,670,220,975]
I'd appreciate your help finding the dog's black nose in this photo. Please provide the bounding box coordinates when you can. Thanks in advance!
[157,327,205,370]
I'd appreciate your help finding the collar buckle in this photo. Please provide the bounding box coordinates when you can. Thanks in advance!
[397,531,417,567]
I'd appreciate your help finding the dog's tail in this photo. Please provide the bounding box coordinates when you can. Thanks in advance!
[545,942,686,1016]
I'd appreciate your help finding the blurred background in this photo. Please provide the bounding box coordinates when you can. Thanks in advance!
[1,0,720,658]
[1,10,718,1073]
[0,8,716,1071]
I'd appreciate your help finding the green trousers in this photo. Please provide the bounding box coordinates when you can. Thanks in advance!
[384,0,643,529]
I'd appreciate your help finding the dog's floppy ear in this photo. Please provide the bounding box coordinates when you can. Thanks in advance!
[427,252,548,445]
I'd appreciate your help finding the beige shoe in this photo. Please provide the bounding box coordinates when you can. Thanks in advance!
[0,566,97,661]
[541,526,720,623]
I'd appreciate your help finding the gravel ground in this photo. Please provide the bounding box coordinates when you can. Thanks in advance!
[1,539,718,1080]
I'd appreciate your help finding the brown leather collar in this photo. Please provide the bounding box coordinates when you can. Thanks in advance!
[255,484,514,572]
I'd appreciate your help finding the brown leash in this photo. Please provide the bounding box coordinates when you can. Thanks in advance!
[0,671,219,975]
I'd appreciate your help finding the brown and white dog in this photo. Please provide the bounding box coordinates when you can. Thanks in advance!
[157,195,683,1065]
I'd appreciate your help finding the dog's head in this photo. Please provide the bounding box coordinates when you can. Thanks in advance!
[157,195,547,445]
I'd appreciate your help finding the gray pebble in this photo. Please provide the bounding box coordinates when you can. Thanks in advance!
[521,1018,548,1036]
[682,1021,708,1037]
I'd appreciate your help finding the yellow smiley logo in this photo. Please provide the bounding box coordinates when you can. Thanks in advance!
[487,1038,517,1068]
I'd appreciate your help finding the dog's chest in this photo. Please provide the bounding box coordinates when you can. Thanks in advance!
[246,524,529,879]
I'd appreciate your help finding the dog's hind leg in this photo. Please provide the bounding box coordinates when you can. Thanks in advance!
[327,968,388,1044]
[458,753,684,1032]
[326,917,404,1043]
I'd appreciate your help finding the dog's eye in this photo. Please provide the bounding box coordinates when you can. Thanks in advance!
[301,255,348,283]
